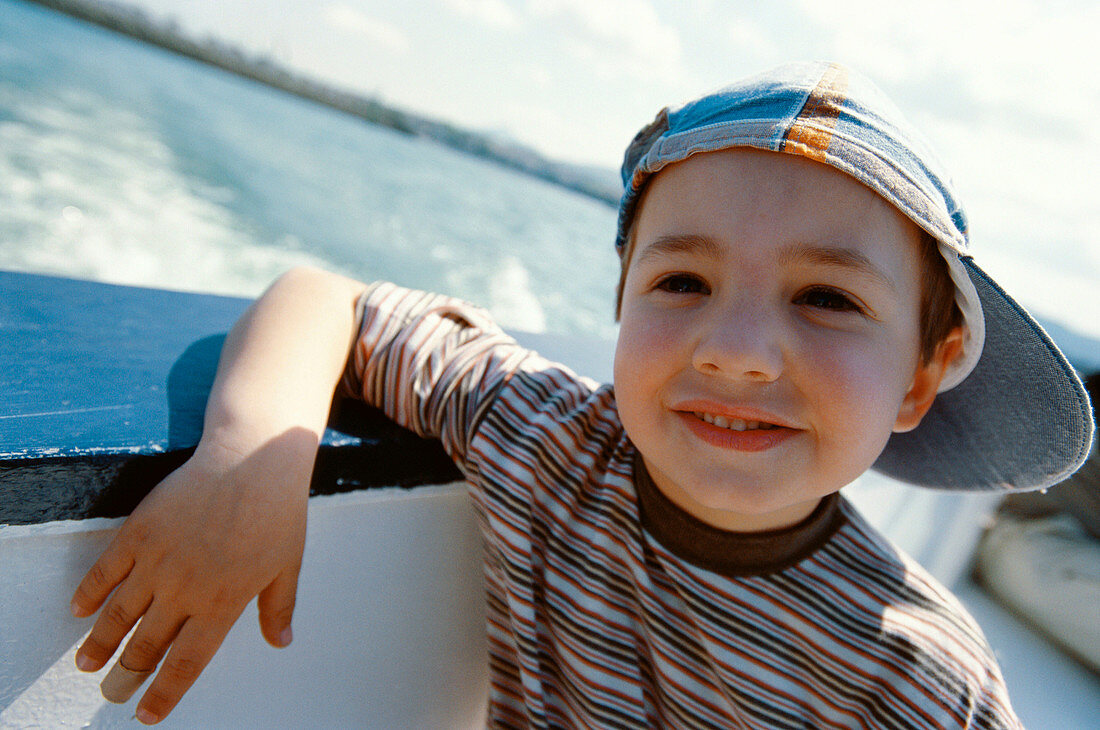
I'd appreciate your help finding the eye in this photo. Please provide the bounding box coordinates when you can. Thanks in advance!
[795,286,864,313]
[655,274,709,295]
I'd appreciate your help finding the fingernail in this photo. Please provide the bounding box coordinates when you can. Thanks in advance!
[75,653,96,672]
[279,627,293,647]
[71,599,87,618]
[135,707,159,725]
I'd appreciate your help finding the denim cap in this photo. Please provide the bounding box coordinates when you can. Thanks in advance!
[616,61,1094,491]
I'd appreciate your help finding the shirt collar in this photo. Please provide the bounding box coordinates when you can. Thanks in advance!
[632,452,845,578]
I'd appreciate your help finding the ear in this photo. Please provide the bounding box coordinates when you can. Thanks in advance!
[894,326,965,433]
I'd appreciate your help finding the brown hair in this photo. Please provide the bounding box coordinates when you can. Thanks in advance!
[915,230,964,363]
[614,224,962,365]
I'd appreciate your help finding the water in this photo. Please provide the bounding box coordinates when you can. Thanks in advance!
[0,0,621,340]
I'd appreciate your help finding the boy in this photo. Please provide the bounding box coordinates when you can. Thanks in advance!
[71,62,1093,727]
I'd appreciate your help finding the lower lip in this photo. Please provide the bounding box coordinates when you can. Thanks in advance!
[676,412,799,452]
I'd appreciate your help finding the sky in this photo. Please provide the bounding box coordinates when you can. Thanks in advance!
[130,0,1098,337]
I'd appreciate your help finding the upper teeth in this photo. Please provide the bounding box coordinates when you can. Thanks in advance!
[696,412,776,431]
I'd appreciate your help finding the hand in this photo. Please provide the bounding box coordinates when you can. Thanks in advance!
[70,430,315,724]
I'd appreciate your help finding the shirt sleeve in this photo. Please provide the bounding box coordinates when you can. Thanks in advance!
[340,281,534,469]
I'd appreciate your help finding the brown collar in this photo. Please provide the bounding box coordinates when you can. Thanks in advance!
[633,452,845,578]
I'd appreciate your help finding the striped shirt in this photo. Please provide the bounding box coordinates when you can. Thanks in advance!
[344,282,1021,729]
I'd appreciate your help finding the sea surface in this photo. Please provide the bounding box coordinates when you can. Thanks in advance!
[2,0,1097,369]
[0,0,620,341]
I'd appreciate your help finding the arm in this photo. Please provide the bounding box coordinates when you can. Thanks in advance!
[70,266,367,724]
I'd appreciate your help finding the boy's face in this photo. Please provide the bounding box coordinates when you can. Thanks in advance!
[615,149,944,532]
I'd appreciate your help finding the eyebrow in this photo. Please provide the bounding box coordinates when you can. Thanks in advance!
[779,244,897,292]
[634,234,723,266]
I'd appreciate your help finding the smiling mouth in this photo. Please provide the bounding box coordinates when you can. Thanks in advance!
[694,412,779,431]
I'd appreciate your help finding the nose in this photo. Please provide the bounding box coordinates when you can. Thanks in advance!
[691,304,784,382]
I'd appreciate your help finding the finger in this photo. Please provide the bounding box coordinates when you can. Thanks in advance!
[101,603,186,704]
[257,566,300,648]
[71,545,135,618]
[134,616,232,725]
[100,661,155,704]
[75,583,153,672]
[115,601,187,670]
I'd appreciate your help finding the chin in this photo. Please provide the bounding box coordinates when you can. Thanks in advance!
[690,481,797,516]
[684,472,832,522]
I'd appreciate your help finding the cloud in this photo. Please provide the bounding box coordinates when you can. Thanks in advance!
[511,63,554,89]
[322,4,409,53]
[442,0,522,30]
[726,16,777,61]
[529,0,684,82]
[789,0,1096,93]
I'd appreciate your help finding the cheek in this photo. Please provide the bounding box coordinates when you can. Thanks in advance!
[613,307,678,427]
[615,303,681,373]
[613,340,649,449]
[613,316,654,404]
[800,332,917,430]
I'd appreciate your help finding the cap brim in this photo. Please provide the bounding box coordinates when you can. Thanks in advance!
[874,258,1094,491]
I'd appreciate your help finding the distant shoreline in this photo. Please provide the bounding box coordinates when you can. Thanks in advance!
[25,0,621,206]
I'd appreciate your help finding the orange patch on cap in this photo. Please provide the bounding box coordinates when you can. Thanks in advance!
[783,63,850,163]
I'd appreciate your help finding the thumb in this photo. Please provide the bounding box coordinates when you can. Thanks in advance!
[257,566,300,648]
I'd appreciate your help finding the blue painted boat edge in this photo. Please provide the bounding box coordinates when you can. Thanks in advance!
[0,270,460,525]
